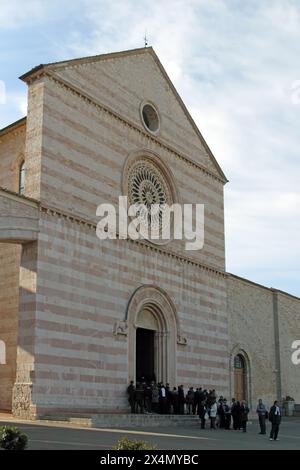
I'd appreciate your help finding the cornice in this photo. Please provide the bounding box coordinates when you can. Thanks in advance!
[41,70,227,185]
[40,204,226,278]
[228,272,300,301]
[0,186,39,208]
[0,118,26,141]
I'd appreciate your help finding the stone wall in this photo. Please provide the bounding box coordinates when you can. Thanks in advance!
[29,210,228,415]
[227,275,277,408]
[0,123,25,410]
[37,52,226,271]
[227,274,300,409]
[277,292,300,402]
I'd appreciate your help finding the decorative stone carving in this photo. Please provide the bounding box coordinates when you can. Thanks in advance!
[177,333,187,345]
[12,383,33,419]
[122,151,179,246]
[113,320,128,336]
[127,158,173,234]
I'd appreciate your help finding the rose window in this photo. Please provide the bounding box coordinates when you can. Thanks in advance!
[127,160,172,234]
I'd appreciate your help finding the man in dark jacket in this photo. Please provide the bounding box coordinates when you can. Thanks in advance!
[127,381,136,413]
[178,385,185,415]
[231,398,239,430]
[240,401,250,432]
[269,400,282,441]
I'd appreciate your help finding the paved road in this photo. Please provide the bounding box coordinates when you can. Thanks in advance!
[0,417,299,450]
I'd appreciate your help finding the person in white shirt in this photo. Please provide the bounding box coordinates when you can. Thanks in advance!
[210,401,218,429]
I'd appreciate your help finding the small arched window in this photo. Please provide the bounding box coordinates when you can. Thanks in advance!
[0,340,6,365]
[19,160,25,195]
[234,354,245,369]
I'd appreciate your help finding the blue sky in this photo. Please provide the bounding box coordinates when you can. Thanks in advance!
[1,0,299,296]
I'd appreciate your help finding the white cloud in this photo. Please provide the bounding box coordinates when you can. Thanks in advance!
[0,0,46,29]
[0,89,27,128]
[68,0,300,294]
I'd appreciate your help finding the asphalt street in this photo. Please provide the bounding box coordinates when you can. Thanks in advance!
[0,417,299,450]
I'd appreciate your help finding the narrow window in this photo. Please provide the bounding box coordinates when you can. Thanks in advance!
[19,160,25,195]
[0,340,6,365]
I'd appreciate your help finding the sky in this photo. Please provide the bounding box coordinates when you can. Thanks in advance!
[0,0,299,296]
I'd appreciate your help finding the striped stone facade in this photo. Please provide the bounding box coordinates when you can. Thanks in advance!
[0,48,299,417]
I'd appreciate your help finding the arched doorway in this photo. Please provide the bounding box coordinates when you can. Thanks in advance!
[126,285,180,385]
[234,354,246,401]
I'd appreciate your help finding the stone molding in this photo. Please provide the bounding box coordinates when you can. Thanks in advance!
[34,70,226,185]
[39,205,226,278]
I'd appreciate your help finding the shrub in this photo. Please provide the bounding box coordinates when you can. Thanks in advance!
[113,436,157,450]
[0,425,28,450]
[284,396,295,401]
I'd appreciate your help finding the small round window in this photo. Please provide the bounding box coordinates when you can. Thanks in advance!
[141,102,160,134]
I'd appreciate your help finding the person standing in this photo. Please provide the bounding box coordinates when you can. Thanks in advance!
[144,382,152,414]
[223,399,231,430]
[256,399,267,434]
[151,383,159,414]
[198,400,207,429]
[127,381,136,413]
[178,385,185,415]
[135,382,144,414]
[269,400,282,441]
[231,398,239,430]
[172,387,179,414]
[186,387,195,415]
[210,400,217,429]
[240,400,250,432]
[159,384,167,414]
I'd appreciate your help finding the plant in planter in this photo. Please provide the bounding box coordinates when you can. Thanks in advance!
[282,396,295,416]
[113,436,157,450]
[284,396,295,401]
[0,426,28,450]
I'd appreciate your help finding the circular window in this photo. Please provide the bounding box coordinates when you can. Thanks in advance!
[127,158,173,238]
[141,102,160,134]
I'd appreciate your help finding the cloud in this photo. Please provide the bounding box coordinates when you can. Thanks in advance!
[0,0,46,29]
[72,0,300,295]
[0,89,27,128]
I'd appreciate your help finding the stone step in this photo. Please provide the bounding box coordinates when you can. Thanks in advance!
[41,413,200,428]
[94,414,200,428]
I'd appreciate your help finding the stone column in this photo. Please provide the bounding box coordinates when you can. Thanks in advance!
[12,241,38,419]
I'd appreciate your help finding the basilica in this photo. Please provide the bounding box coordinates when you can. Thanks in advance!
[0,47,299,419]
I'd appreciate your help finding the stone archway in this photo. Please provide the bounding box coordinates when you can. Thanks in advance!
[125,285,184,386]
[230,346,252,406]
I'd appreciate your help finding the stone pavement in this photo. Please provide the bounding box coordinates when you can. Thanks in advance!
[0,414,299,450]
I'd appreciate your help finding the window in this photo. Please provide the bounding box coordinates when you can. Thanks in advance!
[234,354,245,369]
[0,340,6,365]
[140,102,160,134]
[19,160,25,195]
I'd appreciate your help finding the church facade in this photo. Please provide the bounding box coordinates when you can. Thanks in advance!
[0,47,299,419]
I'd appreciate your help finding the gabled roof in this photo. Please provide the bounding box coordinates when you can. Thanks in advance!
[0,116,26,137]
[19,47,227,182]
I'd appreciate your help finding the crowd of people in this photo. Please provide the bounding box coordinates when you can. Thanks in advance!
[127,381,250,431]
[126,381,282,440]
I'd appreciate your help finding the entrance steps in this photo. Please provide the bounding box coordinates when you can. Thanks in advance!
[41,413,201,428]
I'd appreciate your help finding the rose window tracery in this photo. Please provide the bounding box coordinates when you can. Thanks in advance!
[127,159,173,235]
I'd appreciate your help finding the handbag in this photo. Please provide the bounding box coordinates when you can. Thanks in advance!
[265,411,269,419]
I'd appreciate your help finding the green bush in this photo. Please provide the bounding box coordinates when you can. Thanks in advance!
[0,425,28,450]
[113,436,157,450]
